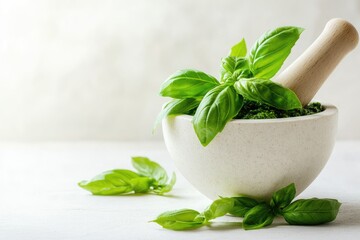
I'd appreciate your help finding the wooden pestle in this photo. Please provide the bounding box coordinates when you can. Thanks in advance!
[276,18,359,106]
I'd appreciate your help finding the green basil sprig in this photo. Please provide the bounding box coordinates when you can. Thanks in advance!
[78,157,176,195]
[157,25,304,146]
[152,183,341,231]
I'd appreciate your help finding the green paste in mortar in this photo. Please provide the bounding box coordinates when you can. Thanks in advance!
[234,100,325,119]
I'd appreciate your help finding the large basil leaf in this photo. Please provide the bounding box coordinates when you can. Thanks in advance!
[249,26,303,78]
[282,198,341,225]
[229,38,247,57]
[234,78,301,110]
[243,203,275,230]
[220,56,252,82]
[78,169,140,195]
[132,156,168,185]
[270,183,296,212]
[193,85,243,146]
[160,69,219,98]
[152,209,204,230]
[154,98,200,129]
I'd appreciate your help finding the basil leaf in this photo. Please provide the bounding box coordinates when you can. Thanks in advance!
[153,173,177,195]
[243,203,275,230]
[78,169,140,195]
[234,78,301,110]
[229,38,247,57]
[131,156,168,185]
[152,209,204,230]
[249,26,303,78]
[220,56,252,82]
[160,69,219,98]
[199,198,234,222]
[154,98,200,130]
[229,197,259,217]
[282,198,341,225]
[130,177,152,193]
[270,183,296,213]
[193,85,243,146]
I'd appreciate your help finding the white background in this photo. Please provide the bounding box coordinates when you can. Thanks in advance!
[0,0,359,141]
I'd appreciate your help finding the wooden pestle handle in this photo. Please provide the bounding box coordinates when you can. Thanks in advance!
[276,18,359,106]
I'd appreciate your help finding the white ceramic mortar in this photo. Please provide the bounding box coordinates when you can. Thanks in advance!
[162,105,337,200]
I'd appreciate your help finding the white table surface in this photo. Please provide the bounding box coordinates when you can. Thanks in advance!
[0,141,359,240]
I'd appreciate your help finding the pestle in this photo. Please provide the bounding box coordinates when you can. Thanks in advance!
[276,18,359,106]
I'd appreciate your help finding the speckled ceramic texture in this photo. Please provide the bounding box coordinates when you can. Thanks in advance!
[162,105,338,200]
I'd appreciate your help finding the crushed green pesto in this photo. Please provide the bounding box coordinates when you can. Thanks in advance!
[235,100,325,119]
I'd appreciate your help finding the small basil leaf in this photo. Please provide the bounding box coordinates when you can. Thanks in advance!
[220,56,252,82]
[130,177,152,193]
[153,173,177,195]
[229,38,247,57]
[193,85,243,146]
[243,203,275,230]
[270,183,296,212]
[160,69,219,98]
[200,198,234,222]
[78,169,140,195]
[282,198,341,225]
[131,156,168,185]
[153,98,200,131]
[229,197,259,217]
[151,209,204,230]
[249,26,303,78]
[234,78,301,110]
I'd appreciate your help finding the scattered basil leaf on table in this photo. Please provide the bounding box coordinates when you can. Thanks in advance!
[270,183,296,212]
[243,203,275,230]
[229,196,259,217]
[198,197,235,222]
[282,198,341,225]
[152,173,177,195]
[151,209,205,231]
[78,169,140,195]
[152,183,341,231]
[78,157,175,195]
[131,156,168,185]
[157,25,303,146]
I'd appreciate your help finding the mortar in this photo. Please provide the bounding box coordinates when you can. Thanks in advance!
[162,19,358,200]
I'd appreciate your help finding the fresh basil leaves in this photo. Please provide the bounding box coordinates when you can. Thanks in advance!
[150,209,204,231]
[282,198,341,225]
[193,85,243,146]
[78,157,176,195]
[243,203,275,230]
[234,78,301,110]
[160,69,219,98]
[248,27,304,79]
[152,183,341,231]
[158,26,303,146]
